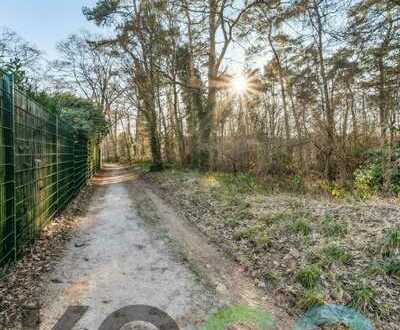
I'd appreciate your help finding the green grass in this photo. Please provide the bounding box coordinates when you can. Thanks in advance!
[257,212,292,226]
[233,225,271,250]
[368,257,400,278]
[350,283,377,314]
[208,172,262,195]
[223,217,241,228]
[298,289,325,310]
[367,261,387,276]
[233,225,263,241]
[314,324,351,330]
[382,227,400,256]
[226,197,251,210]
[287,198,303,210]
[296,264,321,288]
[321,214,348,238]
[134,159,153,172]
[321,243,352,265]
[290,218,312,236]
[383,257,400,276]
[236,209,253,221]
[255,232,272,250]
[200,305,274,330]
[262,271,280,288]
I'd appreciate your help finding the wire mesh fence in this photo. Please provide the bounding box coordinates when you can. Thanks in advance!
[0,71,101,265]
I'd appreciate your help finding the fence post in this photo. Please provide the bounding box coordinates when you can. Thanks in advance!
[12,77,16,262]
[7,74,17,262]
[56,116,59,210]
[1,72,16,264]
[73,132,76,194]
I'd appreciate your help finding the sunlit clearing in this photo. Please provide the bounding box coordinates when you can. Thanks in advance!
[231,75,248,95]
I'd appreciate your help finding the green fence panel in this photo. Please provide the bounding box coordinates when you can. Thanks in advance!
[73,131,89,195]
[14,88,58,257]
[0,73,15,265]
[0,71,100,265]
[57,119,76,210]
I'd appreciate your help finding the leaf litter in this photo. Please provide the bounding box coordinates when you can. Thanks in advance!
[143,169,400,330]
[0,184,95,329]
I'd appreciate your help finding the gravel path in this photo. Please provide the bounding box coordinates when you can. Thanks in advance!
[39,165,216,330]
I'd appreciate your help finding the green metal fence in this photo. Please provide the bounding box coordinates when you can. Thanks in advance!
[0,71,101,265]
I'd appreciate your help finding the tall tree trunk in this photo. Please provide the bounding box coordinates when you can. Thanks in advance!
[378,56,391,192]
[288,85,304,171]
[112,111,120,162]
[183,0,200,168]
[199,0,218,170]
[172,81,185,164]
[145,106,163,170]
[311,1,335,180]
[268,26,291,158]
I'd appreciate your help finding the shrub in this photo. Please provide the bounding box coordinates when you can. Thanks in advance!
[354,164,381,198]
[353,145,400,197]
[267,150,292,176]
[291,175,305,192]
[320,181,346,199]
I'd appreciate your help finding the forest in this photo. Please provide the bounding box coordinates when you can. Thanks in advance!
[2,0,399,196]
[85,0,400,198]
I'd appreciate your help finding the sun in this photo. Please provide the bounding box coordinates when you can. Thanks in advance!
[231,74,248,95]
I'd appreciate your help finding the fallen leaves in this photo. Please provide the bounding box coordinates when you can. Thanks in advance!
[0,184,94,328]
[144,169,400,330]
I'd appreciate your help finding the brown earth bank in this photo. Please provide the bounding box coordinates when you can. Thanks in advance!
[141,168,400,330]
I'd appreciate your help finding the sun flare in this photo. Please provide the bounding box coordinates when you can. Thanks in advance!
[231,75,248,95]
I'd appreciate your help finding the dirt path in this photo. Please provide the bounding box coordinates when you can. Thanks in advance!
[40,165,216,329]
[39,165,291,329]
[135,182,292,330]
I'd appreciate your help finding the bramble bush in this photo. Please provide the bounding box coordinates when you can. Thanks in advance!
[354,145,400,198]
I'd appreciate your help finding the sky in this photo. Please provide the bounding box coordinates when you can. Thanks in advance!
[0,1,255,73]
[0,0,104,60]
